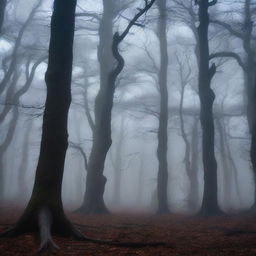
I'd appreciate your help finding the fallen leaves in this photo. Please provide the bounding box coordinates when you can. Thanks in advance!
[0,205,256,255]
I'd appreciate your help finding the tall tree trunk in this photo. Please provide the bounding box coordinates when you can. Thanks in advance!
[1,0,83,251]
[77,0,115,214]
[78,0,156,214]
[156,0,169,214]
[197,0,221,216]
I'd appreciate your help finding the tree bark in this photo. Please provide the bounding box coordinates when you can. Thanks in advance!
[77,0,156,214]
[156,0,170,214]
[0,0,83,250]
[197,0,221,216]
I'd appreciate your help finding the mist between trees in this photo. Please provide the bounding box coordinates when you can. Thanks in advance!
[0,0,256,250]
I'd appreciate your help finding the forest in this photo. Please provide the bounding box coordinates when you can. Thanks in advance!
[0,0,256,255]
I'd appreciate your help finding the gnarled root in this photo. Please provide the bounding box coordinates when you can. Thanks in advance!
[1,207,172,250]
[38,207,59,252]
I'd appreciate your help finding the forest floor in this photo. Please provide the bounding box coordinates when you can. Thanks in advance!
[1,203,256,255]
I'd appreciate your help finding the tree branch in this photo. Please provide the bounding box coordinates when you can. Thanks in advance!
[209,51,246,71]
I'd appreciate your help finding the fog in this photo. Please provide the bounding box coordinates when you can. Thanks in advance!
[0,0,255,215]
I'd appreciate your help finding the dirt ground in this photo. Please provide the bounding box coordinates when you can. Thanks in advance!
[1,204,256,255]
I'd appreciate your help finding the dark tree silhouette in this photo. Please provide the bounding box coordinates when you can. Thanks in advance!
[0,0,85,251]
[196,0,222,216]
[77,0,156,214]
[156,0,170,214]
[209,0,256,209]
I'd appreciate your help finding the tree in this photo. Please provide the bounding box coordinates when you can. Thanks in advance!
[1,0,84,250]
[196,0,222,216]
[208,0,256,208]
[77,0,156,214]
[156,0,170,214]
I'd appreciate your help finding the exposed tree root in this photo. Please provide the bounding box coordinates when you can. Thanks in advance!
[0,207,173,251]
[38,207,59,252]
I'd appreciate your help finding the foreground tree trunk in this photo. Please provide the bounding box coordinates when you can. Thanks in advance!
[197,0,221,216]
[0,0,83,250]
[156,0,170,214]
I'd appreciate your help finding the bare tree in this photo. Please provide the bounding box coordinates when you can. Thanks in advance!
[77,0,156,214]
[155,0,170,214]
[0,0,84,251]
[196,0,222,216]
